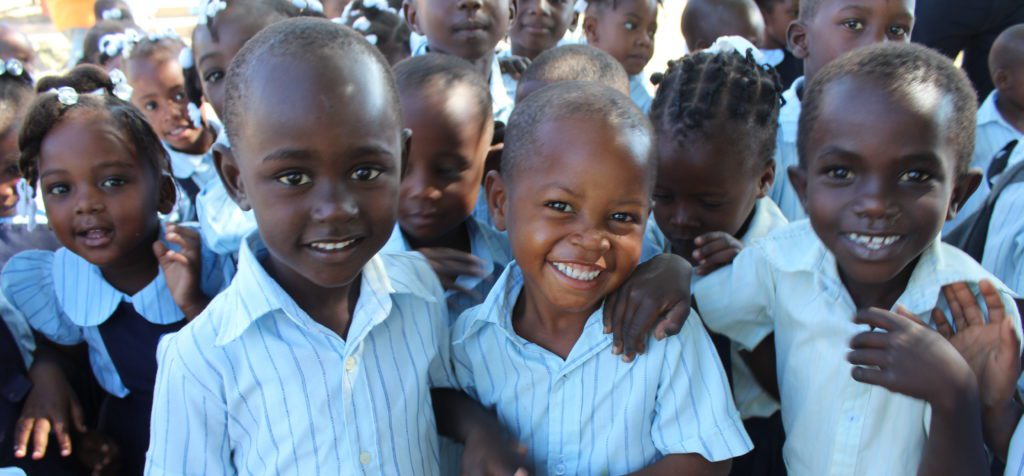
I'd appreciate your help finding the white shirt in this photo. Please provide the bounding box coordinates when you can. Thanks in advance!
[381,218,511,319]
[768,77,806,221]
[1005,417,1024,476]
[694,220,1022,476]
[452,262,752,475]
[163,120,224,224]
[630,73,653,114]
[195,131,258,255]
[145,233,457,476]
[947,91,1024,233]
[983,181,1024,295]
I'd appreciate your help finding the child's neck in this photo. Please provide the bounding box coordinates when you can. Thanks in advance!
[510,42,541,61]
[839,257,919,311]
[99,229,161,295]
[995,92,1024,134]
[511,284,597,360]
[265,258,361,340]
[404,220,471,254]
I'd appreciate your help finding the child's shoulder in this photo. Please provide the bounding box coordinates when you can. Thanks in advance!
[376,250,445,300]
[2,248,60,306]
[741,219,824,272]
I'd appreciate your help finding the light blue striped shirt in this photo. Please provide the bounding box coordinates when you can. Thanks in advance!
[694,220,1023,476]
[768,77,806,221]
[163,119,224,224]
[0,290,34,370]
[983,181,1024,295]
[0,236,233,398]
[145,233,457,476]
[452,262,752,476]
[381,218,511,319]
[1005,416,1024,476]
[630,73,653,114]
[947,90,1024,233]
[195,131,258,256]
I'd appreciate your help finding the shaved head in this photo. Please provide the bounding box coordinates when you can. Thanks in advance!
[990,24,1024,76]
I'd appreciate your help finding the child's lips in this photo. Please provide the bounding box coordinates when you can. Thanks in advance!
[76,227,113,247]
[839,231,906,260]
[547,260,606,290]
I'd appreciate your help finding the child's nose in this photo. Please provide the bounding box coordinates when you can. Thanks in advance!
[457,0,483,11]
[311,185,359,222]
[853,180,901,222]
[669,206,698,229]
[74,189,106,214]
[570,226,612,252]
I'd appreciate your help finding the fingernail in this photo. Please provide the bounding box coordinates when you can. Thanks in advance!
[612,344,621,354]
[655,330,665,340]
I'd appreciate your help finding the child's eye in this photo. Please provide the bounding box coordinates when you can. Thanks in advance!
[145,101,158,111]
[47,183,70,196]
[350,167,383,181]
[610,212,637,223]
[888,25,909,38]
[276,172,312,186]
[699,199,725,209]
[172,92,187,104]
[435,165,463,180]
[825,167,854,180]
[544,201,575,213]
[624,21,637,31]
[899,170,932,183]
[652,192,672,203]
[101,177,126,188]
[841,19,865,31]
[203,70,224,84]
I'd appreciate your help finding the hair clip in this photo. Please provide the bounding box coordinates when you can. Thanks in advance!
[98,32,128,58]
[0,59,25,78]
[195,0,228,25]
[101,8,123,20]
[360,0,398,15]
[178,47,194,69]
[704,36,769,67]
[51,87,79,107]
[365,34,378,45]
[187,102,203,129]
[292,0,324,13]
[108,68,133,101]
[573,0,588,13]
[352,16,371,32]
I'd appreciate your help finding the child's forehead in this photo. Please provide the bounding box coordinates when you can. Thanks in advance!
[811,0,914,19]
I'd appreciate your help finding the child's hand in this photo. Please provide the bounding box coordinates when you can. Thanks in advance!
[848,306,975,411]
[932,280,1020,407]
[76,430,121,476]
[153,223,210,320]
[692,232,743,276]
[498,55,531,80]
[603,253,692,362]
[460,425,531,476]
[14,359,86,460]
[417,247,488,296]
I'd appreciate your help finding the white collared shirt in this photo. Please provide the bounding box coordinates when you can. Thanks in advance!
[452,262,752,475]
[694,220,1022,476]
[145,233,457,476]
[1005,417,1024,476]
[0,240,232,397]
[412,42,513,124]
[194,130,258,255]
[639,198,788,420]
[768,77,806,221]
[630,73,653,114]
[381,218,511,319]
[983,181,1024,295]
[947,91,1024,232]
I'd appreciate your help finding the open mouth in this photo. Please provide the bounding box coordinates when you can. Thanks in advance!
[165,125,194,141]
[76,227,113,247]
[844,233,902,251]
[307,238,358,252]
[550,261,603,282]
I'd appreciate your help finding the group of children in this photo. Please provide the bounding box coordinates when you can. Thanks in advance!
[0,0,1022,474]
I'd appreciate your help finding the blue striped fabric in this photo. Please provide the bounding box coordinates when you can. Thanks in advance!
[452,263,752,476]
[1006,417,1024,476]
[194,131,258,256]
[145,233,457,476]
[0,239,231,397]
[983,181,1024,296]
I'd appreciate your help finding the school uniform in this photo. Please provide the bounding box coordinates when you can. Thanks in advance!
[0,232,232,475]
[693,220,1023,476]
[768,77,806,221]
[382,218,512,319]
[452,262,753,476]
[946,91,1024,233]
[630,73,653,114]
[145,233,457,476]
[0,292,34,458]
[163,120,224,224]
[982,181,1024,295]
[194,131,258,256]
[413,42,514,124]
[1005,417,1024,476]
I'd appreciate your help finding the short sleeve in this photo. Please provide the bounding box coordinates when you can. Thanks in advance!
[195,182,258,256]
[1,250,84,345]
[692,245,776,351]
[1006,417,1024,476]
[652,311,752,461]
[145,332,234,476]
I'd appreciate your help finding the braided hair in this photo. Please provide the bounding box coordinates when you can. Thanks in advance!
[650,49,783,169]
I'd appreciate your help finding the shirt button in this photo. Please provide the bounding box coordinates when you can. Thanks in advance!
[554,463,566,474]
[345,357,358,371]
[359,451,372,465]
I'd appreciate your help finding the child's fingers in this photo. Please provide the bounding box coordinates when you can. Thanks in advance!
[850,366,891,389]
[654,301,688,340]
[617,297,645,361]
[893,305,926,327]
[847,349,888,368]
[52,418,72,457]
[30,417,50,459]
[932,307,954,339]
[951,282,985,327]
[942,284,967,331]
[602,292,618,334]
[152,240,170,260]
[13,417,34,458]
[695,247,741,276]
[853,308,899,331]
[70,395,86,433]
[608,288,630,355]
[849,331,889,349]
[980,279,1006,325]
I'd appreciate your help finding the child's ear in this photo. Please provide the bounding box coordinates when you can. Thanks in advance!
[212,143,252,211]
[993,69,1011,91]
[583,15,600,44]
[787,164,809,208]
[402,0,425,35]
[946,169,983,221]
[400,127,412,179]
[757,161,776,198]
[788,20,809,59]
[485,170,509,232]
[507,0,518,26]
[157,175,177,215]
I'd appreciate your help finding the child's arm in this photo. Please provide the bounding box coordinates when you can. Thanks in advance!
[13,340,85,461]
[603,253,692,361]
[431,388,531,475]
[848,307,988,476]
[692,232,744,276]
[933,281,1022,461]
[626,454,730,476]
[153,223,211,320]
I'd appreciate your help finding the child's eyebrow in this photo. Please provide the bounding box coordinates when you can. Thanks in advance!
[261,147,314,163]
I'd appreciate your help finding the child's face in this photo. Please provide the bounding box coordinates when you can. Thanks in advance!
[0,128,21,218]
[584,0,658,76]
[219,56,403,291]
[790,77,976,289]
[128,56,206,153]
[192,7,276,118]
[38,113,174,268]
[407,0,515,62]
[399,84,492,243]
[652,136,772,264]
[510,0,576,59]
[994,62,1024,111]
[761,0,798,50]
[490,117,650,315]
[790,0,913,83]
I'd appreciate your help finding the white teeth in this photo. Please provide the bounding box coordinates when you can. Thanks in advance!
[552,262,601,281]
[309,240,354,251]
[845,233,901,251]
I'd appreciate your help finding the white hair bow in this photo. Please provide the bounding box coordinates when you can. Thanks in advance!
[704,36,770,67]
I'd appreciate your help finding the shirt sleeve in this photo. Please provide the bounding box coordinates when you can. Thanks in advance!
[145,333,234,476]
[195,182,258,256]
[652,311,753,462]
[1,251,84,345]
[1007,417,1024,476]
[982,183,1024,296]
[691,245,776,351]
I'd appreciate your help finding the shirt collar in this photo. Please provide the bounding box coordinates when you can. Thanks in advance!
[779,76,804,143]
[977,91,1019,132]
[742,198,788,245]
[163,119,223,183]
[51,247,184,327]
[213,232,437,346]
